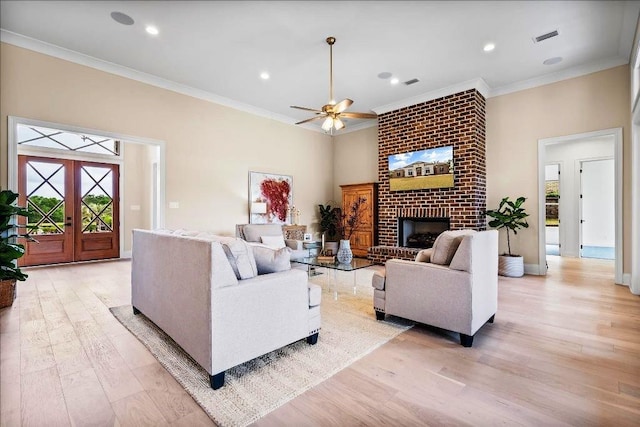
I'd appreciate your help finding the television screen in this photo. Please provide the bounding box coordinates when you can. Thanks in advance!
[388,145,454,191]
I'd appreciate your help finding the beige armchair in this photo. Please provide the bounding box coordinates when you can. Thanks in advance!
[236,223,308,259]
[372,230,498,347]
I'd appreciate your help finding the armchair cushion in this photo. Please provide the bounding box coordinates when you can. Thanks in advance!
[261,235,286,249]
[431,230,476,265]
[242,224,283,242]
[252,245,292,274]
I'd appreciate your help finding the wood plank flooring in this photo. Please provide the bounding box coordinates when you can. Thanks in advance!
[1,256,638,426]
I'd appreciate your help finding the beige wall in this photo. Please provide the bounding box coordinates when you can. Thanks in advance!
[0,43,334,239]
[122,142,154,252]
[334,66,631,275]
[332,125,378,200]
[487,65,631,272]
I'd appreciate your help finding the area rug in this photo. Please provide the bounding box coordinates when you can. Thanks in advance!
[110,272,412,427]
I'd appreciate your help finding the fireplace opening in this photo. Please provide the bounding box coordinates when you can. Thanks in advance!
[398,217,450,248]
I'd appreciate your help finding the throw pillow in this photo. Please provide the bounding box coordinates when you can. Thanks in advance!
[415,249,432,263]
[252,245,292,274]
[221,238,258,280]
[260,235,286,249]
[431,230,476,265]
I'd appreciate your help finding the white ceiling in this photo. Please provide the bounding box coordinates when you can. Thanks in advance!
[1,1,639,133]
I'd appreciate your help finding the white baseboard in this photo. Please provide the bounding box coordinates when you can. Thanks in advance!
[622,273,631,286]
[524,264,543,275]
[121,251,132,259]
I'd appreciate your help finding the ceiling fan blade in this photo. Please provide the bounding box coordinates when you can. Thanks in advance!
[290,105,324,113]
[295,115,327,125]
[333,98,353,113]
[339,111,378,119]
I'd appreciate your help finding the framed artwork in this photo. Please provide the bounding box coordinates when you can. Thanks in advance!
[249,171,293,224]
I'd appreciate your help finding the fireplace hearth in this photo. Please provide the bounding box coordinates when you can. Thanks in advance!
[398,217,449,249]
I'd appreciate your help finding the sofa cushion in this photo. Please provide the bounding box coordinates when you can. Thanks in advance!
[242,224,283,243]
[251,245,292,274]
[260,235,286,249]
[221,238,258,279]
[431,230,476,265]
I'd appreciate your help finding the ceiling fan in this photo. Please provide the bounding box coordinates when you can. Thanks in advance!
[291,36,377,132]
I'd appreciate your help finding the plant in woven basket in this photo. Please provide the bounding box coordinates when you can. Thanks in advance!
[1,190,34,282]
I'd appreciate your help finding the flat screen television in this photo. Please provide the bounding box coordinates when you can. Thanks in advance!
[388,145,454,191]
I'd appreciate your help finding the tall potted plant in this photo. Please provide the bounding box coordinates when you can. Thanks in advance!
[0,190,33,308]
[318,202,341,255]
[485,196,529,277]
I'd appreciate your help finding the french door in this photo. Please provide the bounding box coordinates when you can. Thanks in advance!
[18,155,120,266]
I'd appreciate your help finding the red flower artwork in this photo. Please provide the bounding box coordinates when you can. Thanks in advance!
[260,179,291,222]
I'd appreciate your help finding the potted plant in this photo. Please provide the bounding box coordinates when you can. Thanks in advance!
[318,202,341,255]
[0,190,33,308]
[485,196,529,277]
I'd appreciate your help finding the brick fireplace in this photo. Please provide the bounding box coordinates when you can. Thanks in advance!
[369,89,487,264]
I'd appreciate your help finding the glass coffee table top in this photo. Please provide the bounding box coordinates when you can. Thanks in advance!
[291,257,375,300]
[291,256,374,271]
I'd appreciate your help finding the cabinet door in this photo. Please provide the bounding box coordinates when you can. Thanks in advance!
[350,231,372,256]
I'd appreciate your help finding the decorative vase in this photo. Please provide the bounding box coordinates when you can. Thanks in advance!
[337,239,353,264]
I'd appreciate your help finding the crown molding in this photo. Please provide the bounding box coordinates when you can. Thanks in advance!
[489,56,629,98]
[0,29,304,128]
[372,78,491,115]
[1,29,629,134]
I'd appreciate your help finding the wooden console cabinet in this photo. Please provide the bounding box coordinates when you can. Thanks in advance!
[341,183,378,257]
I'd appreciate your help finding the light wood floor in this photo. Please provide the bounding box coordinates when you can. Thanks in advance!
[1,257,638,426]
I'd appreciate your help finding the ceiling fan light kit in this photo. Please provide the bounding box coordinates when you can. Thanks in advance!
[291,36,377,133]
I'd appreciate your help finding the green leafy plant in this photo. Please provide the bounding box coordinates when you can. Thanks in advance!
[318,202,342,241]
[485,196,529,257]
[0,190,35,281]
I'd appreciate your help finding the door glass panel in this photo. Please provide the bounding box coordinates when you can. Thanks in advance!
[25,161,66,235]
[81,166,113,233]
[17,124,120,156]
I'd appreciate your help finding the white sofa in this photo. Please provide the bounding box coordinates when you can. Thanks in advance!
[373,230,498,347]
[131,229,321,389]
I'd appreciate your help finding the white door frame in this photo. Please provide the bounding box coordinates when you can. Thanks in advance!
[544,161,562,256]
[7,116,166,259]
[537,128,623,284]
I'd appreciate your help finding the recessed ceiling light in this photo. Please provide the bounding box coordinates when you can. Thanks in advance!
[145,25,159,35]
[543,56,563,65]
[390,78,399,85]
[483,43,495,52]
[111,11,134,26]
[260,72,270,80]
[377,72,392,79]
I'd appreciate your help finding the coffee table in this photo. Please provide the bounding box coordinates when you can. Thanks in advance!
[291,256,374,299]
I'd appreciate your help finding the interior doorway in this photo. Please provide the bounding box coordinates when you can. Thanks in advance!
[538,128,622,284]
[579,158,615,259]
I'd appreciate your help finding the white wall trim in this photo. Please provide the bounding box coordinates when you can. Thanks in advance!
[538,128,624,284]
[490,56,628,98]
[524,263,543,276]
[7,116,166,260]
[373,78,491,114]
[0,30,304,129]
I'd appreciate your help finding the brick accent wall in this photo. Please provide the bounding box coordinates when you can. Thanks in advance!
[376,89,487,250]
